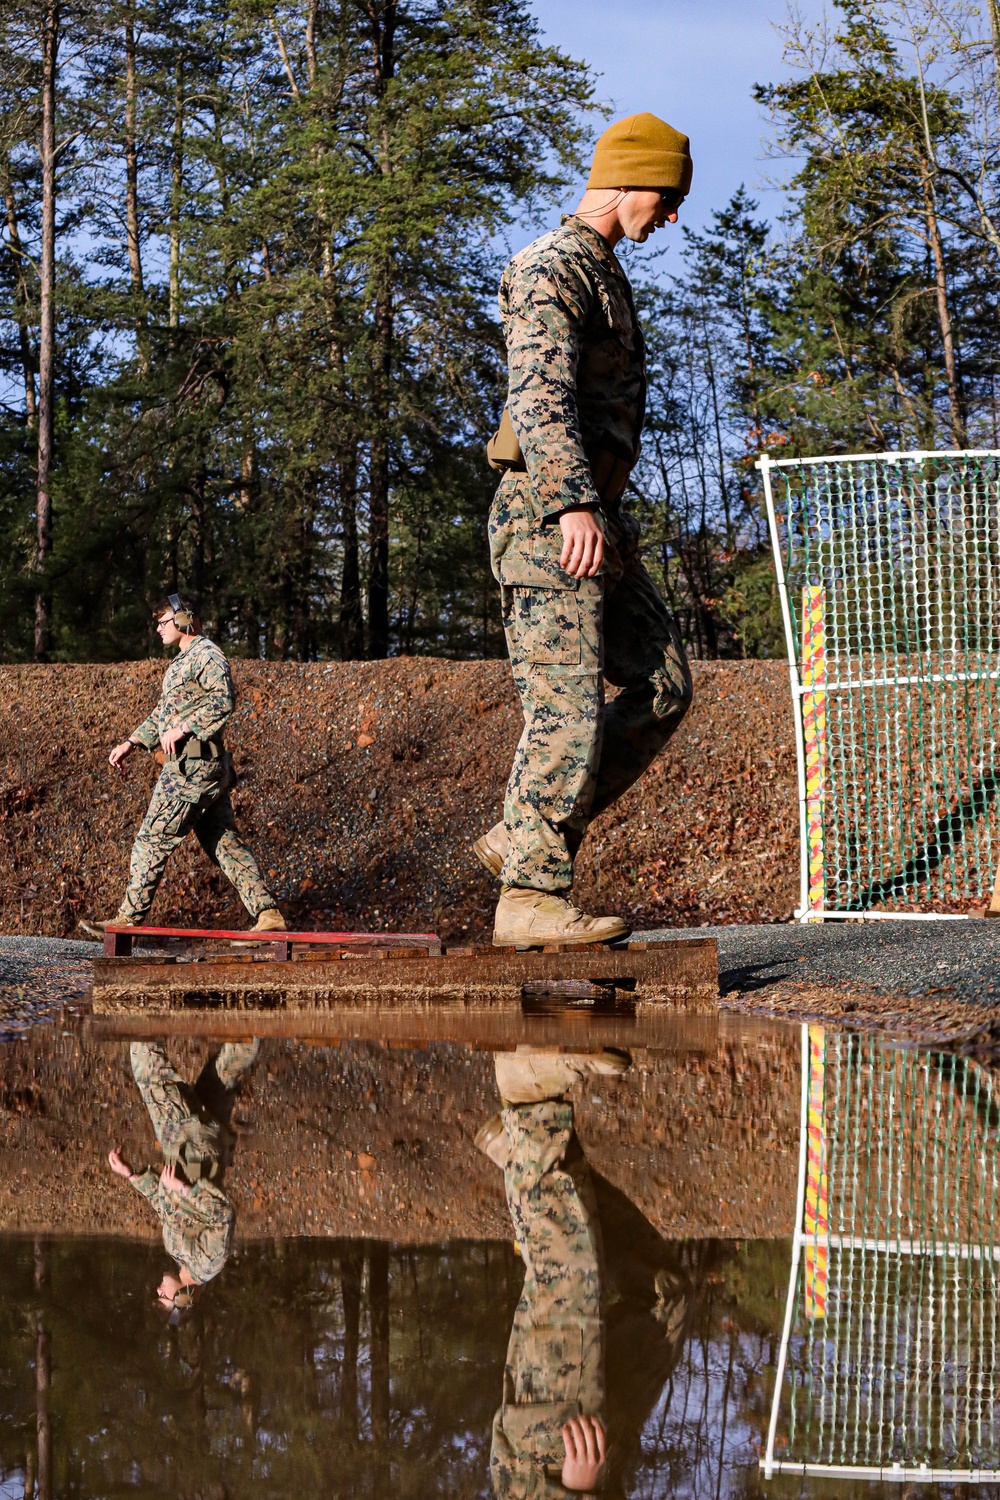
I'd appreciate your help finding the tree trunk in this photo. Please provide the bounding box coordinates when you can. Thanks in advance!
[923,169,966,446]
[21,1447,34,1500]
[169,57,183,330]
[989,0,1000,131]
[2,153,36,425]
[124,0,147,368]
[189,463,206,598]
[340,1248,363,1437]
[339,449,365,658]
[367,294,392,656]
[34,0,59,662]
[34,1241,50,1500]
[368,1243,390,1442]
[305,0,318,86]
[364,0,397,659]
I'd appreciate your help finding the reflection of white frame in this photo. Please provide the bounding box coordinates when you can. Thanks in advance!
[759,449,1000,924]
[762,1023,1000,1483]
[762,1023,809,1479]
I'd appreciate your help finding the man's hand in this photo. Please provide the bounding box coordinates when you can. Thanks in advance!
[558,507,604,579]
[108,1148,134,1178]
[561,1414,608,1491]
[161,1162,191,1196]
[109,740,136,773]
[160,723,190,757]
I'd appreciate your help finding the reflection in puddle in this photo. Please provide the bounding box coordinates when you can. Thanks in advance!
[112,1040,260,1309]
[1,1014,998,1493]
[766,1026,1000,1484]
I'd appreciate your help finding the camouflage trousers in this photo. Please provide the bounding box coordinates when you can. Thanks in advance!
[130,1040,260,1181]
[491,475,693,891]
[490,1100,604,1493]
[119,756,275,924]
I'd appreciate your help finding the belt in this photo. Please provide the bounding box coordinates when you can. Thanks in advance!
[487,412,635,505]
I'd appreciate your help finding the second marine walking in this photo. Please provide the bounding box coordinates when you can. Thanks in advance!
[81,593,285,936]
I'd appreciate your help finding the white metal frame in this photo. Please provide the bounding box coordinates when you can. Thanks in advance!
[758,449,1000,923]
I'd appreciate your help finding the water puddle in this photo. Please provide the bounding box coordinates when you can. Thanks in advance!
[1,1010,998,1495]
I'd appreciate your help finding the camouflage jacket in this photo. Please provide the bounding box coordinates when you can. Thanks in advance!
[498,214,645,524]
[130,635,235,751]
[130,1171,235,1284]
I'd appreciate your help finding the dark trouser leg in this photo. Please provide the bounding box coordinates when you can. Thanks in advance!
[589,522,692,819]
[193,794,275,919]
[194,1041,261,1114]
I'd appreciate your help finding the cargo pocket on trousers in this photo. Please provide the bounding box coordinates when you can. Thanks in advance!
[146,796,195,841]
[512,1325,583,1405]
[509,587,582,666]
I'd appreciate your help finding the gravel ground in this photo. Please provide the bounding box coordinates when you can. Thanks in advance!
[645,918,1000,1002]
[2,920,999,1043]
[0,934,95,1037]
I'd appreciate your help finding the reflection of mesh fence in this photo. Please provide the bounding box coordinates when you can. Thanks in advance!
[760,451,1000,917]
[764,1026,1000,1481]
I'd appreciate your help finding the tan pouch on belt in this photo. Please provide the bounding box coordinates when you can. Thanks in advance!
[487,407,635,503]
[486,406,527,471]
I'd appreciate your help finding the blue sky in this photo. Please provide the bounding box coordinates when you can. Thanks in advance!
[529,0,827,240]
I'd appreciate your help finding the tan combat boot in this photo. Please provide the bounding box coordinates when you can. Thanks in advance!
[493,886,630,947]
[472,821,508,878]
[249,907,287,933]
[494,1045,632,1105]
[78,913,136,939]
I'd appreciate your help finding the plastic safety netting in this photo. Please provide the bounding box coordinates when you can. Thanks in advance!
[761,451,1000,917]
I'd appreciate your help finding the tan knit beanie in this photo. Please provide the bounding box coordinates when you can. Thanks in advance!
[587,112,693,196]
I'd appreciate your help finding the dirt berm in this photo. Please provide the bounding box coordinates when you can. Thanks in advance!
[0,658,799,940]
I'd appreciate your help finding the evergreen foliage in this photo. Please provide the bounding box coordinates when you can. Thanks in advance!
[2,0,1000,661]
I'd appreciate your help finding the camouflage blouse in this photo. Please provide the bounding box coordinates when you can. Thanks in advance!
[130,1171,235,1285]
[498,214,646,523]
[130,635,235,751]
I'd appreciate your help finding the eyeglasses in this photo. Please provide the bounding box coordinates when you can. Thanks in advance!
[658,190,685,211]
[156,618,172,630]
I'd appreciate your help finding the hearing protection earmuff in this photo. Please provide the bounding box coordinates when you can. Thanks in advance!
[167,593,196,631]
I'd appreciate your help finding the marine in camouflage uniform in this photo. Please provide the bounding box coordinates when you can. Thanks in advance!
[487,116,694,907]
[118,633,275,925]
[491,1098,604,1499]
[127,1039,259,1285]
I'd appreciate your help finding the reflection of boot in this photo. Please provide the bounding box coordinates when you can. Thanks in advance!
[493,887,630,947]
[495,1045,631,1103]
[474,1112,508,1168]
[472,821,507,878]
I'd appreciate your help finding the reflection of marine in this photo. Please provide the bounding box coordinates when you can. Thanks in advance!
[485,1048,696,1499]
[114,1041,259,1292]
